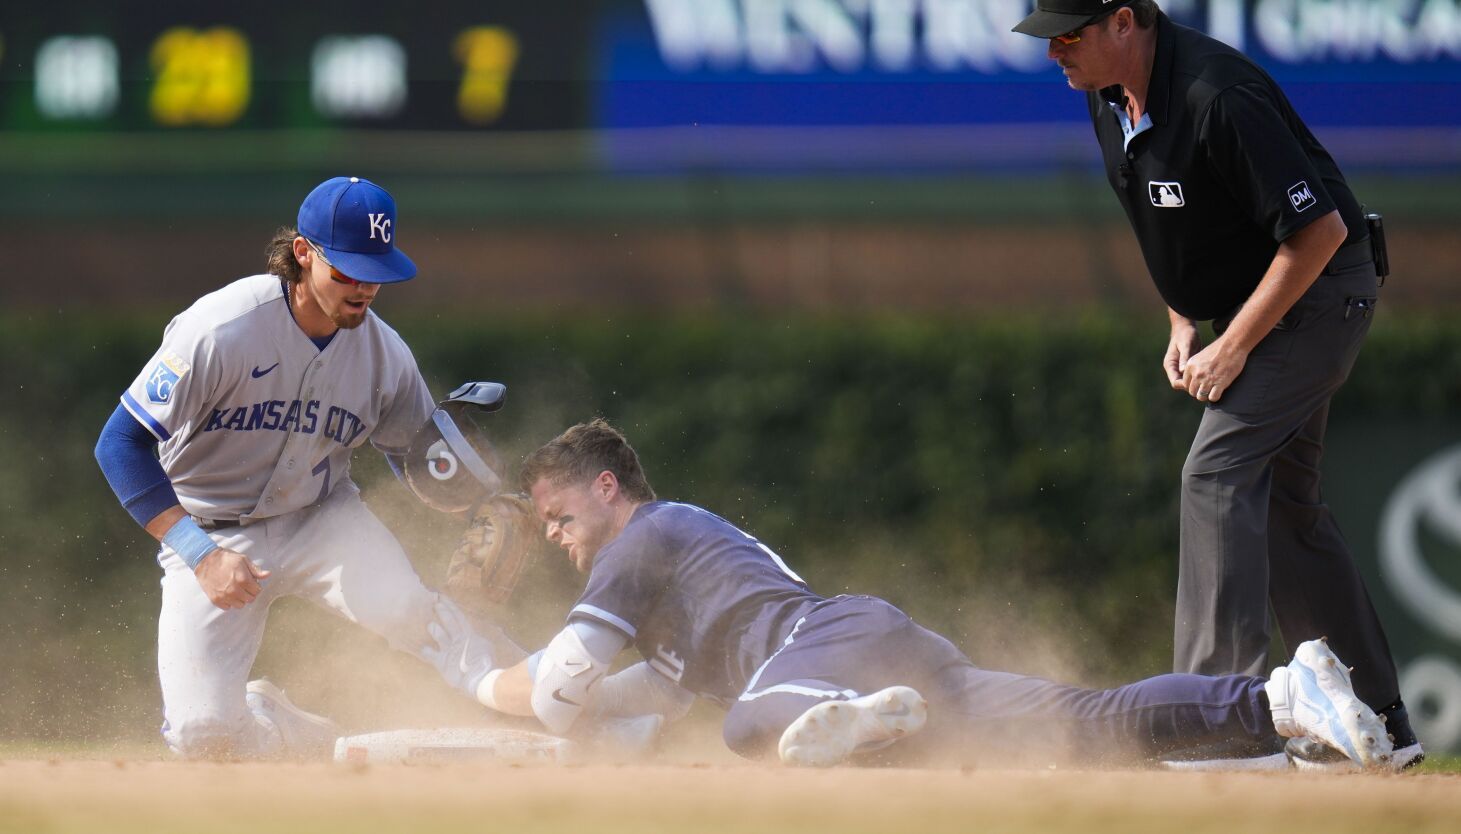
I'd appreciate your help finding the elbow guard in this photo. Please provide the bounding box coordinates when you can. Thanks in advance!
[530,626,609,735]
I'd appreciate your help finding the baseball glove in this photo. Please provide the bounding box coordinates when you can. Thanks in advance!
[445,493,540,610]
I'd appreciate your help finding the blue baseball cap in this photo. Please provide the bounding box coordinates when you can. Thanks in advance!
[297,176,417,284]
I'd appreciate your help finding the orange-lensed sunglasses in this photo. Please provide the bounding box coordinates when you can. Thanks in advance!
[305,239,373,287]
[1053,7,1123,45]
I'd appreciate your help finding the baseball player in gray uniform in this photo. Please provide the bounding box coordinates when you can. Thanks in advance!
[95,177,503,759]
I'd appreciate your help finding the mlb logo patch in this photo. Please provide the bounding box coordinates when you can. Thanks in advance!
[1288,181,1317,213]
[1149,181,1185,208]
[145,353,190,404]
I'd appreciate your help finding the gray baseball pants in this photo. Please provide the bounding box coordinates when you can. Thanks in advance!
[1174,249,1400,712]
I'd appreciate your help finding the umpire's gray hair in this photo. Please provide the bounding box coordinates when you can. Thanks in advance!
[520,418,657,503]
[1130,0,1160,27]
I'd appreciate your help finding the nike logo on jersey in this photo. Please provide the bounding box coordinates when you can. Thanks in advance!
[251,363,280,378]
[552,688,581,706]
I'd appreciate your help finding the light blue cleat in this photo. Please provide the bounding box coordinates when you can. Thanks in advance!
[1265,639,1393,769]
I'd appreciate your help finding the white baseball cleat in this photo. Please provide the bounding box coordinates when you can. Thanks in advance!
[778,686,927,767]
[1158,738,1424,774]
[246,678,339,759]
[1265,639,1393,769]
[1286,736,1425,773]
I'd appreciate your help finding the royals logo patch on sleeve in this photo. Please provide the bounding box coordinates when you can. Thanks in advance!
[146,353,191,404]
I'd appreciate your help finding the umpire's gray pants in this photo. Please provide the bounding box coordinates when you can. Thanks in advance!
[1173,256,1400,711]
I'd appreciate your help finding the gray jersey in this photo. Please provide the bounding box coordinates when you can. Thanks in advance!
[121,274,433,521]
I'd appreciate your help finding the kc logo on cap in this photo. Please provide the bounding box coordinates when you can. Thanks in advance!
[367,213,392,243]
[297,176,417,284]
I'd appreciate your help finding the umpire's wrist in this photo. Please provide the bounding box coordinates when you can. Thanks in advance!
[163,517,221,570]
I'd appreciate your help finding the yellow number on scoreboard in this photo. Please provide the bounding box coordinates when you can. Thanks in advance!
[149,27,250,127]
[453,27,518,125]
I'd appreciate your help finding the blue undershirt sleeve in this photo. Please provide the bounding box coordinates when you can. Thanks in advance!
[95,403,180,528]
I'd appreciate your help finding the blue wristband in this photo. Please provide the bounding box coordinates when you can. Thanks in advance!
[162,517,221,570]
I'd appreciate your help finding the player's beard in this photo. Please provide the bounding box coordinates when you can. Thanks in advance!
[330,298,372,329]
[331,309,368,329]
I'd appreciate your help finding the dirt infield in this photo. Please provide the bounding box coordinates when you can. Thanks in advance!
[2,758,1457,834]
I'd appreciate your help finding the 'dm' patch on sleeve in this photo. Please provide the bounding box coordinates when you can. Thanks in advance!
[146,353,191,404]
[1287,181,1318,213]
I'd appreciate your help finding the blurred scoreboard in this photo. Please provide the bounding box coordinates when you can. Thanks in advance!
[3,1,1459,171]
[0,1,598,131]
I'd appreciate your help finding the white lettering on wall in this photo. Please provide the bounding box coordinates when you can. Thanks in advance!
[1256,0,1461,62]
[644,0,1461,74]
[642,0,1048,74]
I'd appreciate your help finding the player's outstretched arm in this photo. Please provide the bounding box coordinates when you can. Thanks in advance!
[477,655,535,716]
[477,619,627,734]
[479,655,693,724]
[589,661,696,723]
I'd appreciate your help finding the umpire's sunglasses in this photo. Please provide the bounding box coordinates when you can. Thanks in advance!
[305,239,373,287]
[1053,7,1124,45]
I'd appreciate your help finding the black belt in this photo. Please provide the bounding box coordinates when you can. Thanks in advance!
[1322,237,1375,276]
[192,515,241,531]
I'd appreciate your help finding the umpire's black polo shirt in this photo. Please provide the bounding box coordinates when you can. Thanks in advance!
[1088,13,1365,321]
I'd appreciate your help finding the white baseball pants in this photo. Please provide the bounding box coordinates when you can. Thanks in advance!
[155,483,480,758]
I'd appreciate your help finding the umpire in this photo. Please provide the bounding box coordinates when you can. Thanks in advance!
[1012,0,1420,765]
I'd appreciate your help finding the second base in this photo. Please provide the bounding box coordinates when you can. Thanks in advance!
[333,727,577,765]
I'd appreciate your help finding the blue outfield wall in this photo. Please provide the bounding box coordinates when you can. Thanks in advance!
[596,0,1461,172]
